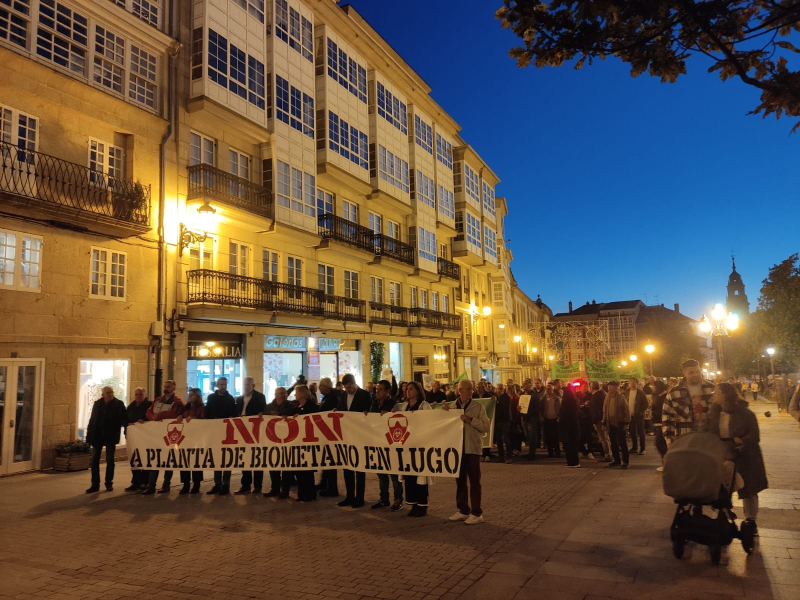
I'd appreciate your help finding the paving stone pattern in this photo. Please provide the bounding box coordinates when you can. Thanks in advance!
[0,400,797,600]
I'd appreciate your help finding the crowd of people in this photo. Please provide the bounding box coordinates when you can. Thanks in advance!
[84,359,777,528]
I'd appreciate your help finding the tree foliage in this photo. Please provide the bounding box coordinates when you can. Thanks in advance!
[496,1,800,130]
[636,315,704,377]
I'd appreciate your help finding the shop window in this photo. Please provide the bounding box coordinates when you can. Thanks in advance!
[78,359,129,441]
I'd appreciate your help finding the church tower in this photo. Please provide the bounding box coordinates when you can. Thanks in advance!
[726,257,750,317]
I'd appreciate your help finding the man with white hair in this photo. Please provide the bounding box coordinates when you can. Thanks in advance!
[85,386,128,494]
[235,377,267,495]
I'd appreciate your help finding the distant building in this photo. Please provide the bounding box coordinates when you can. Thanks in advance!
[726,257,750,319]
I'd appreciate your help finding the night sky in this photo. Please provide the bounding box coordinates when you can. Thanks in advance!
[348,0,799,320]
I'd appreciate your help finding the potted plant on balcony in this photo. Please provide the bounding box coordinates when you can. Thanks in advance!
[53,440,92,472]
[112,179,147,221]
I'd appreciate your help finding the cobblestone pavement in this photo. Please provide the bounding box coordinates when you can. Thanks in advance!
[1,400,797,600]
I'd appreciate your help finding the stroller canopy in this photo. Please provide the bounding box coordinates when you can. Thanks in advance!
[663,432,729,504]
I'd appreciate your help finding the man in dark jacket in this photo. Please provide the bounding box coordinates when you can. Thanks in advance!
[316,377,341,497]
[494,384,513,463]
[125,387,151,491]
[262,386,296,498]
[426,380,447,404]
[369,379,404,510]
[205,377,237,495]
[86,386,128,493]
[589,382,611,462]
[555,380,581,467]
[234,376,267,495]
[627,378,649,455]
[521,379,542,460]
[337,373,371,508]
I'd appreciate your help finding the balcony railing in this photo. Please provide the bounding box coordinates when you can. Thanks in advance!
[437,257,460,280]
[318,213,375,252]
[369,302,410,327]
[409,308,463,331]
[187,270,365,321]
[0,140,150,226]
[187,164,273,218]
[317,214,415,266]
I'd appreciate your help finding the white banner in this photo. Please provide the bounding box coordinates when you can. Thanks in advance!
[127,410,464,478]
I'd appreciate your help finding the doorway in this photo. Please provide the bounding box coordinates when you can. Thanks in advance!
[0,359,44,475]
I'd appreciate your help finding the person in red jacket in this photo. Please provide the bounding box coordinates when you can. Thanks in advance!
[142,380,185,495]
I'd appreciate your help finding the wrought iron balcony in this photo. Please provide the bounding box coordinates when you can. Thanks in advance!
[517,356,532,365]
[409,308,463,331]
[318,213,375,252]
[187,270,365,322]
[437,257,460,280]
[187,164,273,218]
[0,140,150,231]
[373,233,415,266]
[369,302,410,327]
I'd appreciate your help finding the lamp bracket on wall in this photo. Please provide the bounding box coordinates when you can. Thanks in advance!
[179,223,208,257]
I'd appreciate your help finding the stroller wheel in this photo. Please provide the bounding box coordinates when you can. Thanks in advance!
[709,545,722,565]
[672,539,685,559]
[740,520,756,555]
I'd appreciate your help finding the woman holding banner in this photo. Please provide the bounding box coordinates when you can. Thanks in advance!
[178,388,205,494]
[394,381,432,517]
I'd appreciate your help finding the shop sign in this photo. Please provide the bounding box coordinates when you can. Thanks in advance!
[264,335,307,350]
[318,338,341,352]
[189,345,242,359]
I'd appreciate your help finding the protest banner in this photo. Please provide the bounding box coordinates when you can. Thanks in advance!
[431,397,495,449]
[126,410,463,478]
[586,358,646,381]
[550,361,581,381]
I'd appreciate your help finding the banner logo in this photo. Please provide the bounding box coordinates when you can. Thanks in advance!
[164,421,186,447]
[385,414,410,445]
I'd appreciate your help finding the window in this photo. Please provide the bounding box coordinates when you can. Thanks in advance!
[389,281,401,306]
[409,286,417,309]
[275,75,289,124]
[287,256,302,286]
[376,81,407,133]
[228,149,250,197]
[387,220,400,241]
[228,44,246,99]
[276,160,290,208]
[370,276,383,303]
[0,0,29,49]
[436,133,452,169]
[435,185,456,222]
[274,0,311,62]
[290,86,301,131]
[93,26,124,95]
[36,0,88,75]
[414,115,433,154]
[291,167,302,213]
[326,38,366,103]
[418,227,436,262]
[90,247,126,300]
[232,0,264,23]
[466,214,481,249]
[302,93,314,138]
[441,294,449,313]
[132,0,159,27]
[377,145,409,193]
[262,250,278,282]
[88,139,124,185]
[493,283,503,306]
[274,76,312,138]
[463,163,480,205]
[316,189,332,217]
[439,244,448,259]
[482,182,496,216]
[414,170,434,208]
[342,201,357,222]
[420,289,428,310]
[432,292,438,312]
[189,238,213,271]
[229,241,249,277]
[303,172,315,217]
[368,212,381,234]
[328,111,367,168]
[484,226,497,260]
[276,160,314,215]
[344,270,358,299]
[189,132,214,166]
[129,45,157,109]
[0,229,42,292]
[247,56,265,109]
[318,264,334,294]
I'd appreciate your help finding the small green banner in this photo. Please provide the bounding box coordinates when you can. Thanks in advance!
[550,361,582,381]
[586,358,645,381]
[450,371,469,386]
[432,397,496,449]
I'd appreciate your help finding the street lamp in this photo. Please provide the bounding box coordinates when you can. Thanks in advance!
[698,303,738,377]
[629,354,637,362]
[469,303,496,379]
[766,347,776,401]
[621,360,628,367]
[644,344,655,377]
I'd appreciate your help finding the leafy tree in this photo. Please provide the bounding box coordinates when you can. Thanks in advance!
[636,314,704,377]
[496,1,800,130]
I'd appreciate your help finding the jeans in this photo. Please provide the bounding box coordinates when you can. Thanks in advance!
[343,469,365,502]
[456,454,482,516]
[240,470,263,491]
[378,473,403,502]
[404,476,428,506]
[90,443,116,486]
[630,415,646,451]
[608,425,630,464]
[494,422,512,460]
[522,420,540,456]
[213,470,231,488]
[147,470,173,491]
[594,423,611,458]
[543,419,560,457]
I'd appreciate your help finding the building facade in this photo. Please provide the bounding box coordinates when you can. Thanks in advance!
[0,0,541,472]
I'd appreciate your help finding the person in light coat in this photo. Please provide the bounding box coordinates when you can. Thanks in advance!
[445,379,490,524]
[393,381,432,517]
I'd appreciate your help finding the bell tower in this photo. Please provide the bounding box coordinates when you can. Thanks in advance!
[726,256,750,318]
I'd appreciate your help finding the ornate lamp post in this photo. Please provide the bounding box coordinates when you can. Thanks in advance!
[699,303,738,378]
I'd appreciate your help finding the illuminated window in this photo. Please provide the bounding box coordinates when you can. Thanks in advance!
[90,247,126,300]
[0,228,43,292]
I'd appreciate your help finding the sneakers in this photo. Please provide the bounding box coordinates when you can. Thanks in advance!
[621,463,630,469]
[504,459,512,464]
[449,511,469,522]
[483,456,491,462]
[390,500,404,511]
[371,500,390,509]
[566,464,582,468]
[465,514,484,525]
[607,461,621,468]
[638,450,646,455]
[599,456,613,463]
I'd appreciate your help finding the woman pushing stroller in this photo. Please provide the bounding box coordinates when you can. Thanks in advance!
[703,382,768,538]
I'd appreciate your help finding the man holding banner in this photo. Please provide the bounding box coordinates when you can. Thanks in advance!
[337,374,372,508]
[447,379,490,525]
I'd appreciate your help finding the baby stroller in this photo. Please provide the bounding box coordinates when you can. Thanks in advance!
[662,431,755,564]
